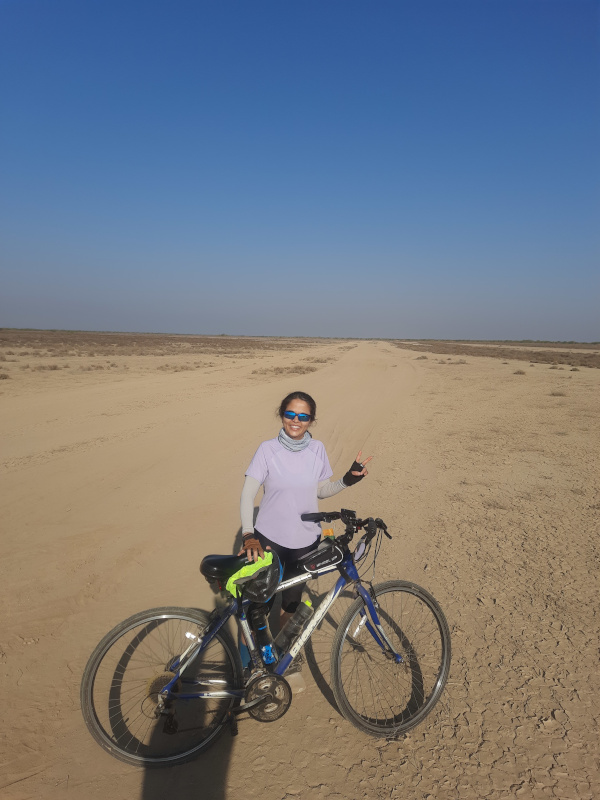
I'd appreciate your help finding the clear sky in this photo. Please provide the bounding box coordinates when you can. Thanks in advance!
[1,0,599,340]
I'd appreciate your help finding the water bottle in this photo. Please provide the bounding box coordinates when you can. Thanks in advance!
[274,600,314,653]
[249,608,277,665]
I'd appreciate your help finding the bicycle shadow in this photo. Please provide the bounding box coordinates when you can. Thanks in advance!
[302,579,356,713]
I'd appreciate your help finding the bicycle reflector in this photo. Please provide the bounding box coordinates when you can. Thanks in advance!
[226,551,283,603]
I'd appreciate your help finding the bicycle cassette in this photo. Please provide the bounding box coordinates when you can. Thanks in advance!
[244,674,292,722]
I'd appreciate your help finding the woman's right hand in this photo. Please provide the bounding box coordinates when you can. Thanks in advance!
[238,536,269,563]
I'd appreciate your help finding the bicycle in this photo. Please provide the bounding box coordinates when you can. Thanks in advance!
[80,508,451,767]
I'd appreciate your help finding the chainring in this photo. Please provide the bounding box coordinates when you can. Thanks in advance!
[244,674,292,722]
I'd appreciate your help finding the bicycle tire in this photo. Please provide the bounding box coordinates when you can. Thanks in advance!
[80,606,243,767]
[330,581,451,737]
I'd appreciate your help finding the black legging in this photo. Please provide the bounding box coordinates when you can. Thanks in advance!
[255,529,319,613]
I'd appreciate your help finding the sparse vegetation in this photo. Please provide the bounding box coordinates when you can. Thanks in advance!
[392,340,600,368]
[252,365,318,377]
[157,363,195,372]
[514,370,526,375]
[550,391,567,397]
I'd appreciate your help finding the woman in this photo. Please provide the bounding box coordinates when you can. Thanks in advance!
[240,390,372,630]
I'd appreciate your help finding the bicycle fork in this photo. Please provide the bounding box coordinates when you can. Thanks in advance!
[353,583,403,663]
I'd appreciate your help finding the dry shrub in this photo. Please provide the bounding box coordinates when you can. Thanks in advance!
[550,391,566,397]
[391,340,600,368]
[571,367,580,372]
[513,370,526,375]
[549,365,559,370]
[252,365,317,377]
[33,364,61,371]
[415,355,428,360]
[0,355,6,362]
[156,363,195,372]
[0,372,9,380]
[20,364,30,370]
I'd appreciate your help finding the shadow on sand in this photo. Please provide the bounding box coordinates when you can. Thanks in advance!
[140,514,256,800]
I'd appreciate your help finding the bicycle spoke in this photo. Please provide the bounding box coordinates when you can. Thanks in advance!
[82,608,241,765]
[331,582,450,736]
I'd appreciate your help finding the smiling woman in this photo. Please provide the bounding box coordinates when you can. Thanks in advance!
[238,390,373,652]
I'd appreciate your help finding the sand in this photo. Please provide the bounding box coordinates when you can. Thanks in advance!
[1,333,598,799]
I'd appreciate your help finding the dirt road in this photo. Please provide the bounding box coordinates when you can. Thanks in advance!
[1,338,598,799]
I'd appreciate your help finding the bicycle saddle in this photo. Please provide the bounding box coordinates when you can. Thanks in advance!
[200,554,247,581]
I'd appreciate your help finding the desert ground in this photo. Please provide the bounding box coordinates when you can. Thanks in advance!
[1,331,598,800]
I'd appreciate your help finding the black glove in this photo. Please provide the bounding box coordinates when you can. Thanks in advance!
[343,460,365,487]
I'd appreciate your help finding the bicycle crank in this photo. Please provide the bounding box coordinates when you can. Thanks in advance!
[244,674,292,722]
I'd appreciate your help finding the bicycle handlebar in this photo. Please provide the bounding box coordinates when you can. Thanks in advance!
[300,509,391,545]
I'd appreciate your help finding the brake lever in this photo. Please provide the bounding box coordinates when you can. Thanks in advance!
[375,518,392,539]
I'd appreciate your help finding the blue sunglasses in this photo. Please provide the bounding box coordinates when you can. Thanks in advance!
[283,411,312,422]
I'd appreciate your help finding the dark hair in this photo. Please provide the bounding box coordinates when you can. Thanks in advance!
[276,391,317,421]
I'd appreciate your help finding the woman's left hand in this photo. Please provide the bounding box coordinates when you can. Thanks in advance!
[343,450,373,486]
[351,450,373,478]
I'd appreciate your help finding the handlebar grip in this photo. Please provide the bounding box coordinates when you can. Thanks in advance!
[375,517,392,539]
[301,511,342,523]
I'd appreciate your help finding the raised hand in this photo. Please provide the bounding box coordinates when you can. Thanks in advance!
[351,450,373,477]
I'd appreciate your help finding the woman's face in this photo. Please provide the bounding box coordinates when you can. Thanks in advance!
[281,398,313,440]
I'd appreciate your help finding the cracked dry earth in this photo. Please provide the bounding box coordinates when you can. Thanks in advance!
[1,338,598,799]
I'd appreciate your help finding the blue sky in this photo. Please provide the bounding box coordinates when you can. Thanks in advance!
[1,0,598,340]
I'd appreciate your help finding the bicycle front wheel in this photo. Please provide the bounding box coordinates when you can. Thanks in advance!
[80,607,242,767]
[331,581,451,737]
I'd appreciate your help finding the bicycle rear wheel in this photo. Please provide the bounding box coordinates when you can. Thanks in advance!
[331,581,451,737]
[81,607,242,767]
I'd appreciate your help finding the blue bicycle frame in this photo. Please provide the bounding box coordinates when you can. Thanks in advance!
[156,546,403,705]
